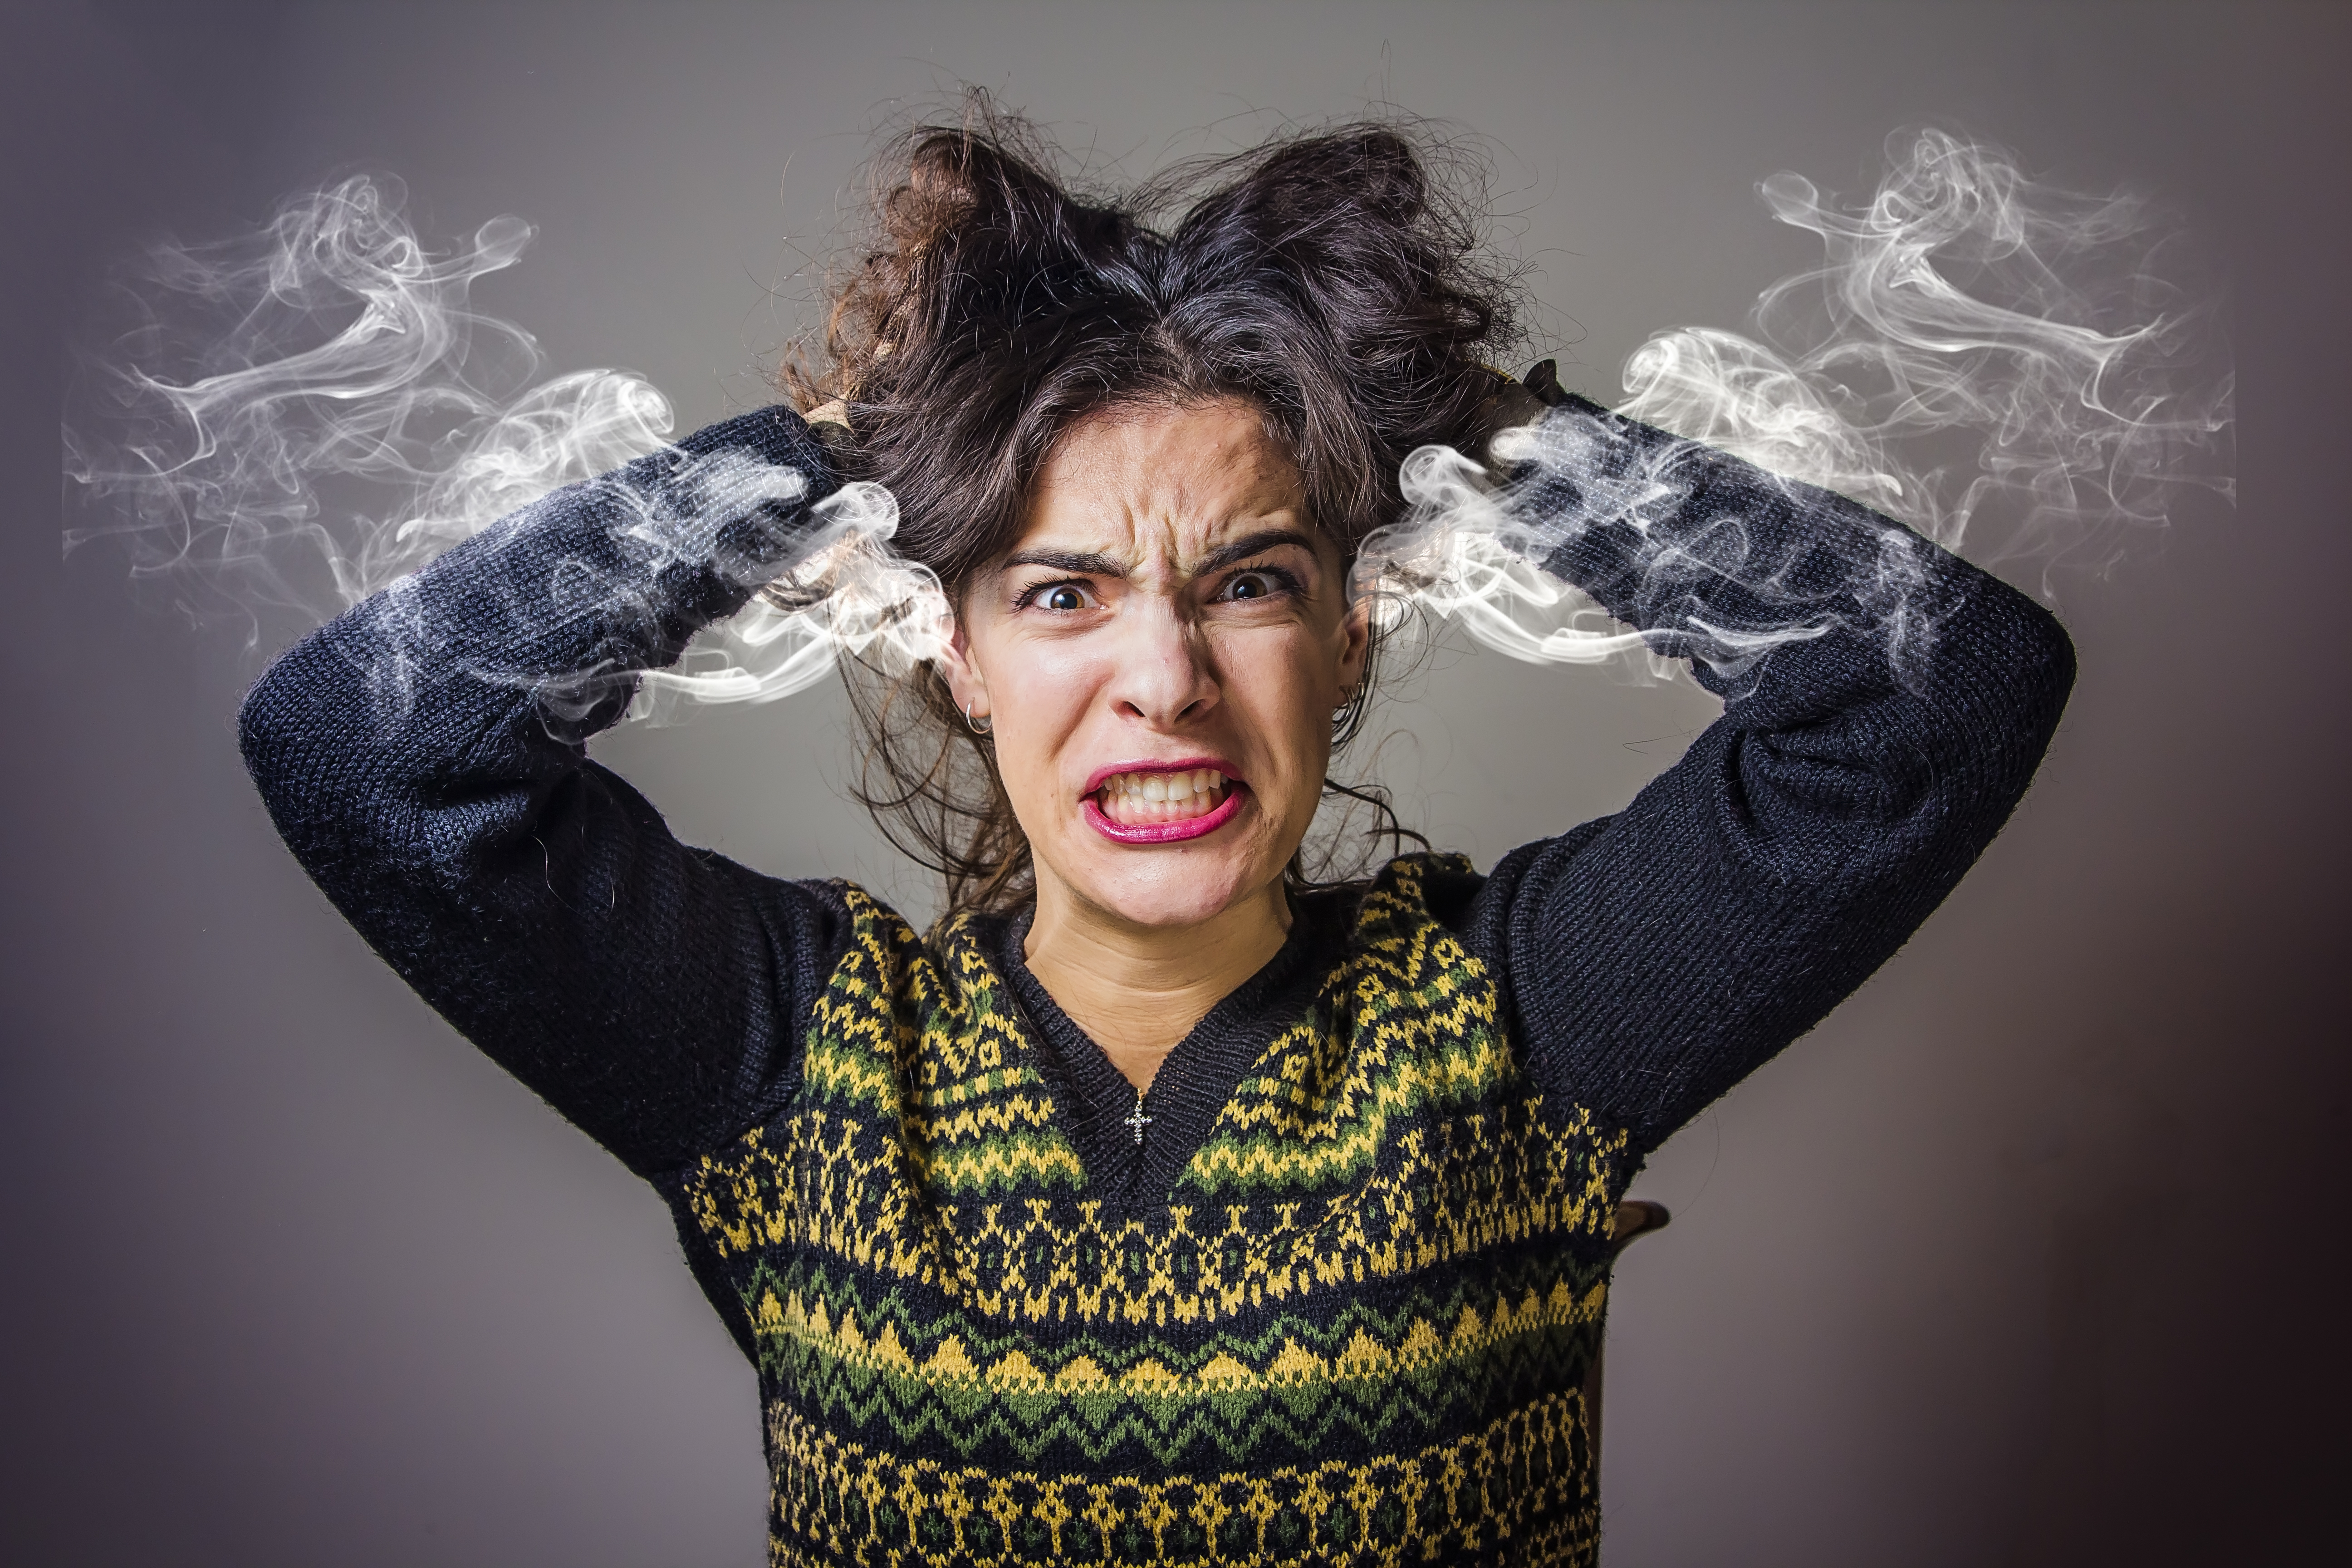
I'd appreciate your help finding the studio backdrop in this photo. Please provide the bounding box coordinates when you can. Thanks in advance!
[3,3,2343,1565]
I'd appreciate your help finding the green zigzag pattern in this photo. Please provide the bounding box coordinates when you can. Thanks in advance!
[738,1254,1609,1377]
[666,853,1632,1566]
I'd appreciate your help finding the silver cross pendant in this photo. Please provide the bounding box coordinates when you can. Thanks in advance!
[1122,1091,1152,1146]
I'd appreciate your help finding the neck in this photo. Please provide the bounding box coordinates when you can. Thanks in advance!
[1022,877,1292,1093]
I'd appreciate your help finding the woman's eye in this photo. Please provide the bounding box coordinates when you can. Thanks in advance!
[1219,570,1288,602]
[1030,583,1094,612]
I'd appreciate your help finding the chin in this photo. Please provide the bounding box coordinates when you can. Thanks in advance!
[1073,849,1272,931]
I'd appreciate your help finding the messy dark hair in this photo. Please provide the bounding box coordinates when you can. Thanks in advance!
[784,104,1524,918]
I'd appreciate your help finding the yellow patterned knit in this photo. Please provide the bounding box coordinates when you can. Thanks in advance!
[662,855,1635,1566]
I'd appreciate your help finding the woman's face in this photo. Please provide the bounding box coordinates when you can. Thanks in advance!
[940,399,1368,932]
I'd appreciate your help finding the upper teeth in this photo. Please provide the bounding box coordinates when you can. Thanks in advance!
[1103,768,1226,802]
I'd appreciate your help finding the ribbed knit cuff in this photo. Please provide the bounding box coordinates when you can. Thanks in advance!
[343,404,838,732]
[1501,395,1963,679]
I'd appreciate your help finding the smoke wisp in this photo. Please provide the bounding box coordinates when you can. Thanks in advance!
[67,132,2233,712]
[1356,128,2234,679]
[62,175,944,718]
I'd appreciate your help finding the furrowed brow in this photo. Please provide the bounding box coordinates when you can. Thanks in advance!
[999,548,1130,577]
[1194,528,1323,576]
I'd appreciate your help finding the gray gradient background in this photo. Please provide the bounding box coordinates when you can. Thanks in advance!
[4,2,2345,1563]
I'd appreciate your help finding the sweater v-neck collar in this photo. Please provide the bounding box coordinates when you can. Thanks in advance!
[982,894,1350,1209]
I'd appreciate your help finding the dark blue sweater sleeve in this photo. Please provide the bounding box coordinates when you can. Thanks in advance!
[237,406,851,1177]
[1464,396,2077,1156]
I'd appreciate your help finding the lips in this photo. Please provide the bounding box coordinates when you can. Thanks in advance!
[1083,759,1246,844]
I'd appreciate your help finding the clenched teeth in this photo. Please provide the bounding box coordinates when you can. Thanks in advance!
[1095,768,1231,826]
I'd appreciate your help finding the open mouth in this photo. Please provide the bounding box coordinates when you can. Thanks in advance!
[1083,762,1245,844]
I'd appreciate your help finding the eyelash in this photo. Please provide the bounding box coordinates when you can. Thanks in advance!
[1014,579,1097,612]
[1215,564,1302,601]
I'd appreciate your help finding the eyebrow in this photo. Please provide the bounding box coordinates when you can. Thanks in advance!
[1197,528,1323,575]
[999,547,1130,576]
[999,528,1323,579]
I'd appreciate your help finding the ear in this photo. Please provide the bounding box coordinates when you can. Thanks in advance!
[933,610,990,723]
[1335,592,1372,695]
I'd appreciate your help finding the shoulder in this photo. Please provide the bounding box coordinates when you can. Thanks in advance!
[804,883,1024,1044]
[804,880,952,999]
[1346,852,1483,938]
[1323,852,1503,1006]
[1331,832,1616,1029]
[1341,846,1544,960]
[820,878,921,953]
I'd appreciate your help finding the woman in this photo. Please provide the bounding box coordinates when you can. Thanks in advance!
[240,119,2074,1565]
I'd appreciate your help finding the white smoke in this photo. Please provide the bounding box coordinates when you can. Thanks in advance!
[62,174,944,719]
[68,133,2231,709]
[1356,128,2234,678]
[627,477,948,722]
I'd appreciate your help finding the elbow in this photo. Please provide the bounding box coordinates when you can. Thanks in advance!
[237,635,328,790]
[1925,589,2077,812]
[1985,593,2077,757]
[235,650,296,778]
[235,626,384,846]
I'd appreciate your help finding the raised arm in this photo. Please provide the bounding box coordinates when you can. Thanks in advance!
[238,407,852,1176]
[1467,394,2077,1156]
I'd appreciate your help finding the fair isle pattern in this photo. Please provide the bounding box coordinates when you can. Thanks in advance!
[763,1392,1598,1566]
[669,856,1636,1567]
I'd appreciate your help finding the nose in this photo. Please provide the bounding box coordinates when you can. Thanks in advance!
[1105,593,1219,727]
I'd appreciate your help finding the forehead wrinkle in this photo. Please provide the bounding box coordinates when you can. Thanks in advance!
[1016,401,1313,585]
[1018,508,1311,592]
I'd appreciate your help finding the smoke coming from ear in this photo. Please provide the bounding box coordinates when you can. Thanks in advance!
[1355,128,2234,678]
[62,174,943,719]
[67,132,2231,711]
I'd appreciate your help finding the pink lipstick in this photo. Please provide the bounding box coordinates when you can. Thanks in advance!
[1083,757,1246,844]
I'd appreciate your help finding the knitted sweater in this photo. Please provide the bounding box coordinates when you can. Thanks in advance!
[238,400,2074,1566]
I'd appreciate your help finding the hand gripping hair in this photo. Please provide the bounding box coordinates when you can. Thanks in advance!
[66,118,2230,890]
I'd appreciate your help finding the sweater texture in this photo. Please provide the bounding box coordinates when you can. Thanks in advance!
[238,397,2075,1566]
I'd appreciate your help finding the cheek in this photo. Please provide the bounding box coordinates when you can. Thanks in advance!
[1210,625,1338,766]
[1000,636,1127,720]
[981,637,1112,787]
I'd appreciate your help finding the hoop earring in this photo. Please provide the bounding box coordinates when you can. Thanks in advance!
[964,701,993,736]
